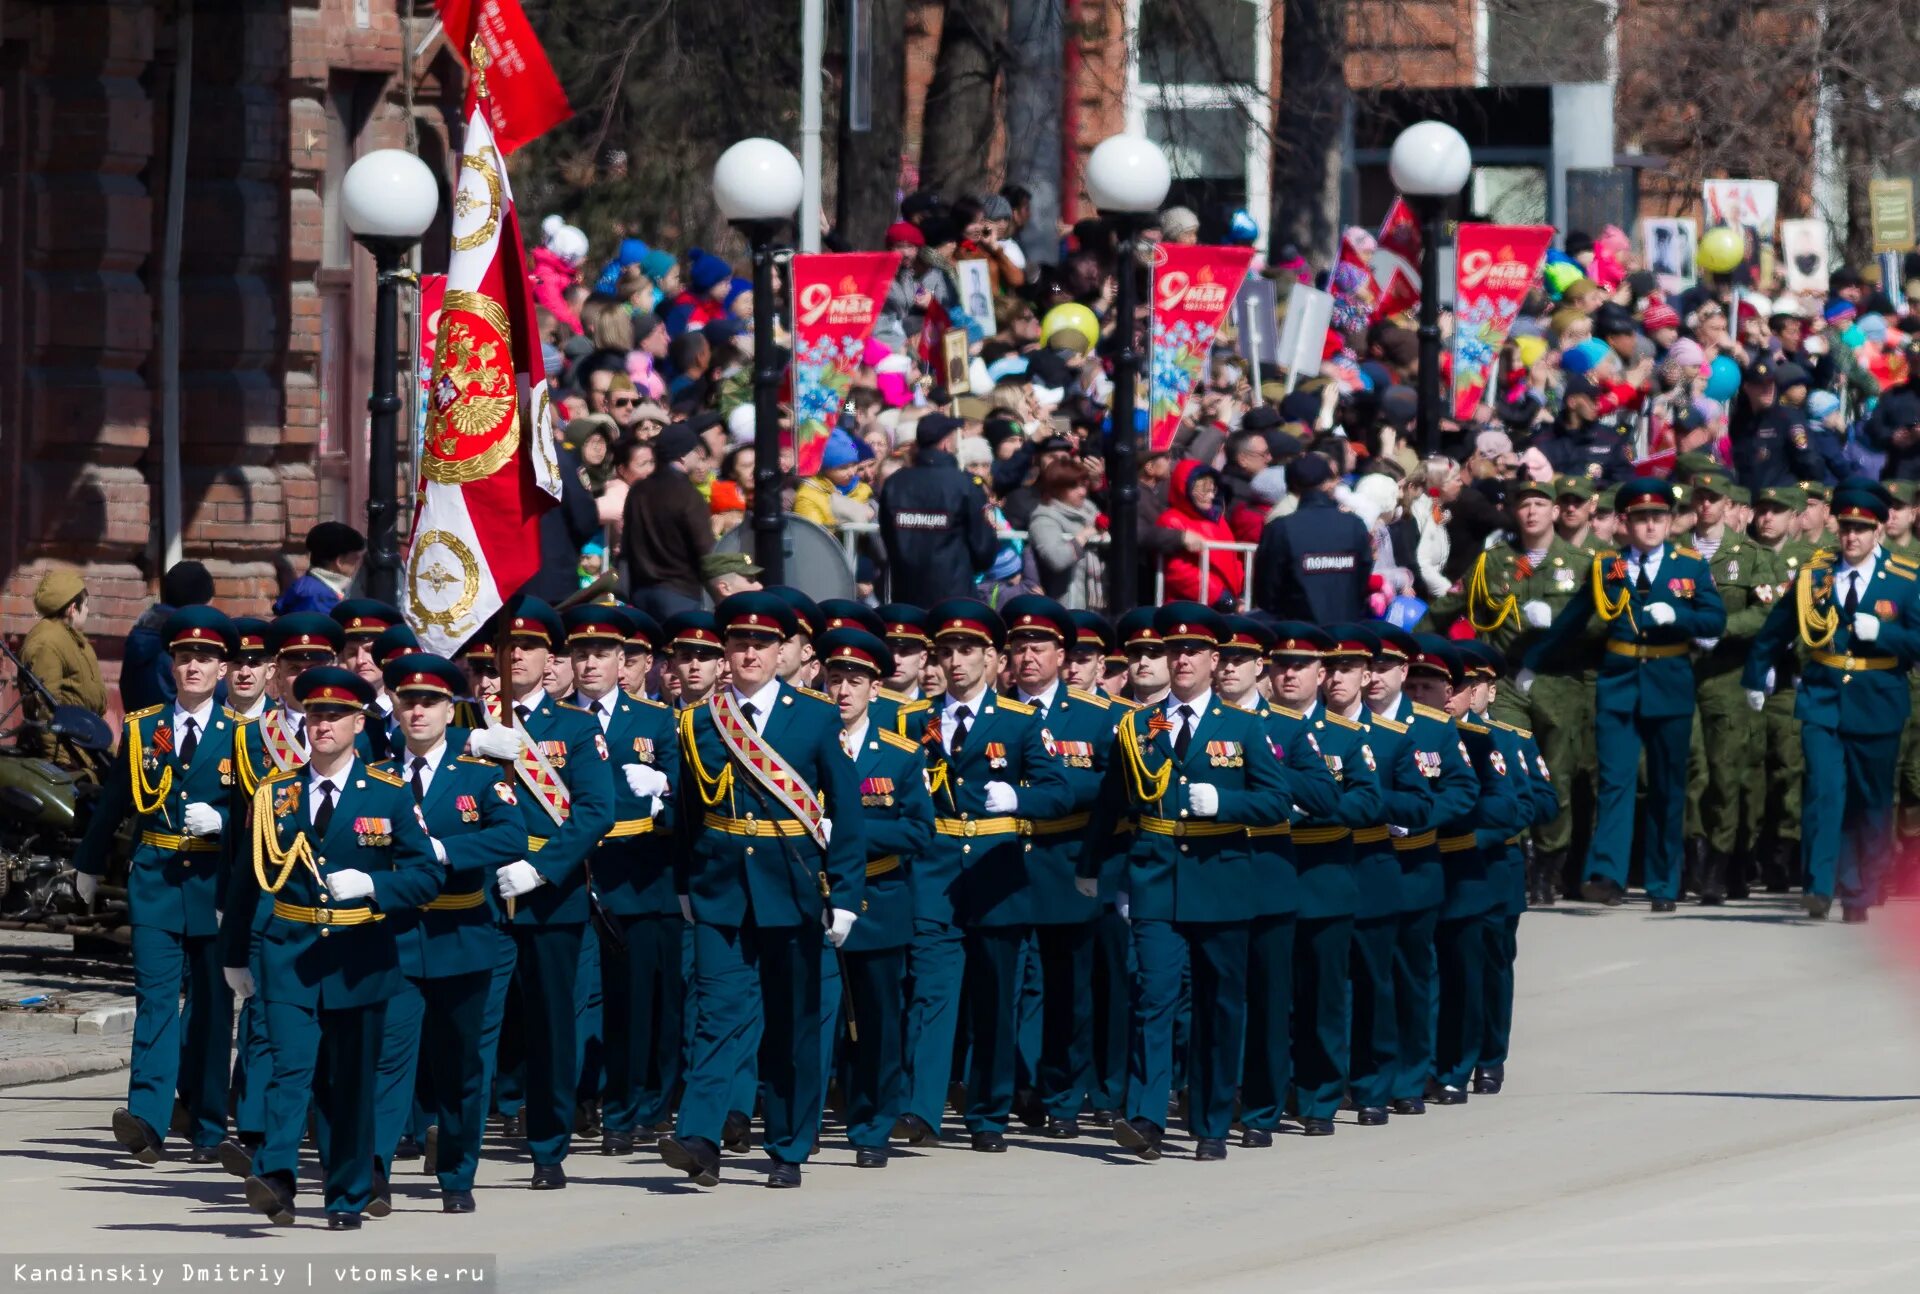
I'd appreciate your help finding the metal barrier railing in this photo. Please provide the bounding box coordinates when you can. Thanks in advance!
[1155,538,1258,607]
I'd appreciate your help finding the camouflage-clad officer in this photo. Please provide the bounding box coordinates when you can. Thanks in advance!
[1745,485,1821,892]
[1677,471,1782,902]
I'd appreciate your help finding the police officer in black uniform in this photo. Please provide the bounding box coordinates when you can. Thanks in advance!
[1730,358,1823,490]
[1253,452,1372,623]
[877,413,998,606]
[1530,374,1636,486]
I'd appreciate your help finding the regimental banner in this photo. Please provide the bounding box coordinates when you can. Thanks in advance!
[790,252,901,475]
[1146,244,1256,453]
[1450,224,1553,420]
[415,273,446,467]
[436,0,572,156]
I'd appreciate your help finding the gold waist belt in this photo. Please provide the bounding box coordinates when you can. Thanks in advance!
[421,889,487,912]
[272,900,382,926]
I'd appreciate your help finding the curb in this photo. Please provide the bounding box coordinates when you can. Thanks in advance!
[0,1049,128,1089]
[0,1004,134,1036]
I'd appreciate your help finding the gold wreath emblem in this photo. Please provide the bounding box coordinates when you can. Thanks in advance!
[407,529,483,634]
[450,146,503,252]
[423,292,521,485]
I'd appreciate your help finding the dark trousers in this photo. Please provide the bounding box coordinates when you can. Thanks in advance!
[1291,915,1354,1120]
[1346,915,1399,1109]
[1587,709,1693,900]
[230,992,270,1138]
[372,971,491,1192]
[1087,908,1131,1112]
[601,913,686,1135]
[127,926,230,1151]
[510,924,585,1165]
[1128,919,1248,1139]
[1238,912,1295,1131]
[255,998,385,1214]
[1033,921,1095,1120]
[1390,906,1440,1103]
[1481,914,1521,1071]
[1802,724,1901,905]
[903,917,966,1131]
[842,946,907,1146]
[961,926,1029,1134]
[1434,913,1493,1089]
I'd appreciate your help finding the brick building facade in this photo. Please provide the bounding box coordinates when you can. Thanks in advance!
[0,0,459,710]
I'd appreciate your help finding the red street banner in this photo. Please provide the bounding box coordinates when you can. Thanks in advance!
[1450,224,1554,420]
[791,252,902,476]
[1147,244,1256,453]
[437,0,572,155]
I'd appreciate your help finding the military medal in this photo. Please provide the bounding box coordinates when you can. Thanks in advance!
[273,784,301,818]
[354,816,393,846]
[860,776,895,808]
[1206,740,1243,768]
[632,737,656,764]
[1877,599,1896,618]
[218,757,232,786]
[985,741,1007,769]
[1415,749,1442,778]
[1536,754,1552,781]
[541,740,569,767]
[456,793,480,823]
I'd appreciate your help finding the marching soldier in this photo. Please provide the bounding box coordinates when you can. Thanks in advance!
[1070,608,1133,1123]
[1365,627,1479,1115]
[1745,482,1920,920]
[620,606,665,702]
[368,653,526,1214]
[1080,603,1291,1161]
[878,603,933,703]
[561,603,684,1156]
[1746,485,1819,891]
[224,618,275,721]
[1117,607,1171,706]
[769,585,824,687]
[1524,478,1726,910]
[659,591,868,1189]
[76,607,239,1165]
[901,598,1072,1153]
[223,666,442,1228]
[816,627,935,1166]
[330,599,404,760]
[1065,611,1116,695]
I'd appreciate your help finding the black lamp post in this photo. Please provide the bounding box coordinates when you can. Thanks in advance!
[1388,121,1472,458]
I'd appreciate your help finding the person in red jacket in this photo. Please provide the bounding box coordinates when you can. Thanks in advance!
[1156,459,1245,607]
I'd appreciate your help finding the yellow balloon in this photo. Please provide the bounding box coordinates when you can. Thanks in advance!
[1699,226,1744,275]
[1041,303,1100,353]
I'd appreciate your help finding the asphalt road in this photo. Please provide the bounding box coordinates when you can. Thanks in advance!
[4,896,1919,1293]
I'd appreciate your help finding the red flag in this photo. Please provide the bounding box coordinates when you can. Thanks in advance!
[918,297,950,368]
[437,0,571,155]
[1450,224,1553,419]
[790,253,903,475]
[1370,198,1423,322]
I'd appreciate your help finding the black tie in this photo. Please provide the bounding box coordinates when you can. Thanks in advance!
[1634,559,1651,596]
[1845,572,1861,618]
[1174,704,1194,760]
[313,782,335,837]
[741,701,759,730]
[411,755,427,803]
[951,705,972,758]
[515,703,533,726]
[179,717,198,764]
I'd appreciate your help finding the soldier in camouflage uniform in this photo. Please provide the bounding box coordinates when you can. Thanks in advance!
[1744,485,1822,892]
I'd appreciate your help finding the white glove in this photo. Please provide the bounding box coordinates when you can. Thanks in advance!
[74,872,99,906]
[1516,668,1536,696]
[1745,689,1767,712]
[1389,824,1409,837]
[1855,613,1881,642]
[182,802,221,837]
[224,967,254,999]
[623,764,669,798]
[496,860,543,898]
[820,817,833,845]
[1693,638,1720,651]
[1074,876,1099,899]
[649,796,665,819]
[1116,892,1130,919]
[467,726,528,762]
[678,894,694,923]
[328,869,375,902]
[1187,783,1219,817]
[1645,603,1676,626]
[429,838,449,866]
[823,907,859,947]
[1765,668,1776,693]
[984,781,1019,813]
[1521,600,1552,630]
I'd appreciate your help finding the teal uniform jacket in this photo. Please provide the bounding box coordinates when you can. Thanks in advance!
[75,704,235,937]
[676,683,871,927]
[1096,697,1148,898]
[1354,705,1435,920]
[1009,684,1114,925]
[583,693,684,917]
[1527,543,1727,718]
[1289,702,1386,921]
[842,724,936,953]
[1243,697,1343,918]
[867,687,924,741]
[373,740,527,980]
[1744,548,1920,737]
[224,760,443,1008]
[1479,720,1545,916]
[1438,720,1530,920]
[920,692,1074,926]
[1080,695,1291,923]
[1377,697,1479,914]
[355,701,402,763]
[500,694,617,926]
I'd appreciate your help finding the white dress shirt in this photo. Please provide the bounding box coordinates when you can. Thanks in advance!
[1018,679,1062,718]
[1839,552,1877,609]
[730,678,782,731]
[841,717,870,759]
[510,689,549,724]
[308,765,347,827]
[171,696,215,760]
[941,684,992,755]
[402,740,448,799]
[1626,546,1665,587]
[574,689,619,732]
[1163,689,1213,747]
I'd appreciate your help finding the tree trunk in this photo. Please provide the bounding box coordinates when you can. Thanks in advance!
[919,0,1008,199]
[1003,0,1063,266]
[837,0,910,247]
[1270,0,1348,263]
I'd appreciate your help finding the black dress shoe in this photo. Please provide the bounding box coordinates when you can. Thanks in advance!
[765,1161,802,1188]
[243,1173,296,1225]
[187,1145,221,1164]
[1356,1107,1389,1126]
[217,1137,256,1178]
[1241,1128,1273,1149]
[1580,878,1625,906]
[529,1163,566,1190]
[1301,1117,1335,1136]
[1432,1086,1469,1106]
[496,1112,523,1138]
[1844,906,1871,924]
[368,1169,392,1217]
[970,1131,1007,1153]
[601,1132,634,1156]
[171,1096,191,1138]
[1193,1137,1227,1161]
[1390,1098,1426,1115]
[1473,1065,1505,1095]
[574,1099,602,1138]
[111,1108,161,1164]
[1111,1117,1163,1160]
[327,1212,362,1230]
[632,1125,658,1146]
[1651,898,1677,913]
[854,1147,888,1168]
[1013,1088,1048,1130]
[421,1125,439,1176]
[1043,1116,1081,1139]
[1089,1108,1116,1128]
[1803,894,1833,920]
[442,1190,476,1214]
[659,1135,722,1187]
[891,1113,936,1146]
[722,1110,753,1154]
[393,1134,423,1160]
[947,1080,968,1116]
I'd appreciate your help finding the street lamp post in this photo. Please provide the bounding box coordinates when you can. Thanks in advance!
[341,149,440,607]
[713,138,805,587]
[1085,134,1170,616]
[1388,121,1472,459]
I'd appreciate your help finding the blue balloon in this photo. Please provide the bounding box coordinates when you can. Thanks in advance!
[1704,355,1741,402]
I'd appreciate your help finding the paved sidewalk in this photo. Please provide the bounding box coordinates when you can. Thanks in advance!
[0,930,132,1088]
